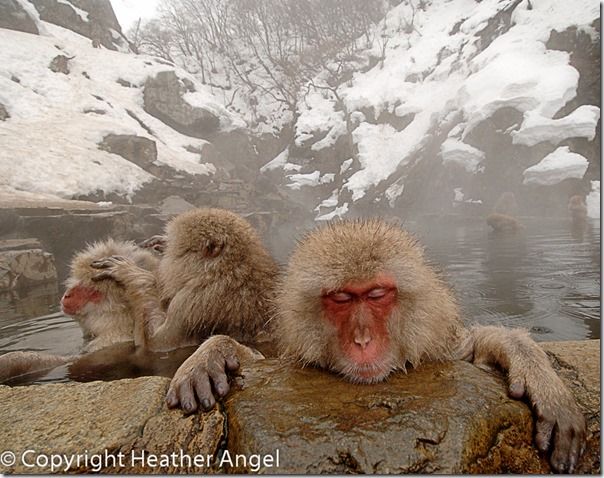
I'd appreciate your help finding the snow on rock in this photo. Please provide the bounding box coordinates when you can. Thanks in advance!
[586,180,600,219]
[512,105,600,146]
[260,147,302,173]
[316,203,349,221]
[287,0,598,214]
[315,189,339,212]
[0,18,244,200]
[522,146,589,186]
[440,138,485,173]
[295,87,346,150]
[286,171,334,190]
[56,0,89,22]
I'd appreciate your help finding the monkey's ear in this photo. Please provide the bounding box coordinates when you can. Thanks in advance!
[205,240,224,258]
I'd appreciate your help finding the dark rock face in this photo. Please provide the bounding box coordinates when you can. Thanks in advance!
[0,0,39,34]
[98,134,159,175]
[0,103,9,121]
[29,0,129,51]
[143,71,221,139]
[48,54,71,74]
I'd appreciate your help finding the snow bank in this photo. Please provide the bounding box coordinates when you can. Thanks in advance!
[586,180,600,219]
[522,147,589,186]
[440,138,485,173]
[512,105,600,146]
[288,0,598,215]
[295,87,347,151]
[0,19,245,199]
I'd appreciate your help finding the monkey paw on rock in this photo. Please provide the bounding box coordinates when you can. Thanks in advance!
[166,335,263,414]
[507,371,587,473]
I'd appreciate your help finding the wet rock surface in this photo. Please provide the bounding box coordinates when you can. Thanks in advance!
[0,340,598,474]
[0,239,57,290]
[225,360,540,474]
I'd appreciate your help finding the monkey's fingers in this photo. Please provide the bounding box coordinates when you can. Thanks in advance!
[551,421,586,474]
[91,271,119,283]
[192,373,216,411]
[535,416,554,452]
[208,361,231,398]
[90,259,114,269]
[175,378,199,414]
[138,235,167,252]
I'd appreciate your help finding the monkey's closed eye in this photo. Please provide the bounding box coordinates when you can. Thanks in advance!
[367,288,388,299]
[329,292,354,303]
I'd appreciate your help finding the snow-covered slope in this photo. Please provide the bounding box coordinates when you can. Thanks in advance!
[268,0,600,219]
[0,4,243,201]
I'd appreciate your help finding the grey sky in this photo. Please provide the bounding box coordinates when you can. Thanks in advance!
[111,0,160,31]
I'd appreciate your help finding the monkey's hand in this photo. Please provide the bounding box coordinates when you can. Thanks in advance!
[166,335,263,414]
[505,361,586,473]
[463,326,586,473]
[138,235,167,254]
[90,255,137,284]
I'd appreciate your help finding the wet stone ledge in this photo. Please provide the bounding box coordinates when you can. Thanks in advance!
[0,340,599,474]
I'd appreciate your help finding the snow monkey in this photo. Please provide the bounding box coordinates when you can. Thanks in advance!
[90,208,279,352]
[0,239,160,382]
[568,195,588,223]
[166,218,586,473]
[487,191,523,232]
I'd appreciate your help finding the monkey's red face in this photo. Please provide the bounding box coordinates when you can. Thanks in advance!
[61,284,104,317]
[321,275,397,383]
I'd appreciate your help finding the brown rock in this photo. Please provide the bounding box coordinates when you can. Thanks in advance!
[0,377,223,474]
[0,340,597,474]
[225,360,541,473]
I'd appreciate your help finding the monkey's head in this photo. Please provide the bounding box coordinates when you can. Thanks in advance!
[164,208,263,264]
[61,239,157,320]
[276,219,460,384]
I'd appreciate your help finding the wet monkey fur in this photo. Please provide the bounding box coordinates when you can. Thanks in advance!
[167,218,586,473]
[0,239,159,382]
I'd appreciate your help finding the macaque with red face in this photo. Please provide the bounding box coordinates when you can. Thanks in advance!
[90,208,279,353]
[0,239,159,382]
[166,219,586,473]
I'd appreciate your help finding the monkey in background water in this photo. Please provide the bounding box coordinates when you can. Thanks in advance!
[487,191,523,232]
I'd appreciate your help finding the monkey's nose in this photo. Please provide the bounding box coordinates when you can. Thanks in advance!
[354,329,372,349]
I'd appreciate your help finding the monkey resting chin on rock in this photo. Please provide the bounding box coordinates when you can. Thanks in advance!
[166,218,586,474]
